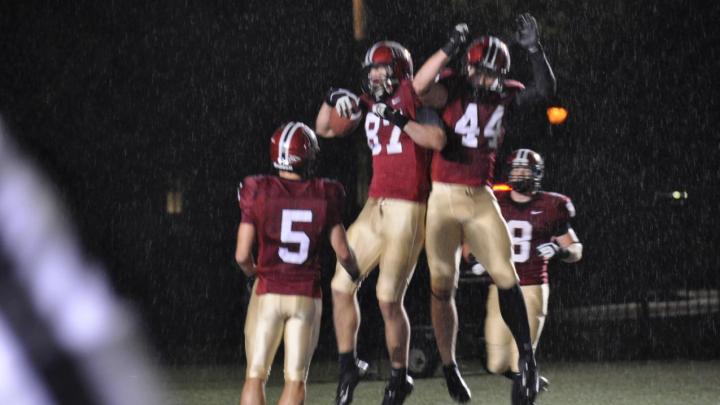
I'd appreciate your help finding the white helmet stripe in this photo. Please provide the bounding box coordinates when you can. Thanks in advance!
[485,37,499,67]
[278,122,299,164]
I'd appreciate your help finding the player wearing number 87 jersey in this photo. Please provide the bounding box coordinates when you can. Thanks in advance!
[412,15,556,404]
[235,122,360,405]
[316,41,446,405]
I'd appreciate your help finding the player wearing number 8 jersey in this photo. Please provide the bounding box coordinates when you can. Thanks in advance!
[316,41,445,405]
[462,148,582,393]
[413,15,556,404]
[235,122,359,405]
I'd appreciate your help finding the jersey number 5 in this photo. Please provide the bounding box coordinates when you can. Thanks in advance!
[454,103,504,149]
[506,220,532,263]
[279,209,312,264]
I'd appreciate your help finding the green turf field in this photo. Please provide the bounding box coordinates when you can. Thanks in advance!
[165,360,720,404]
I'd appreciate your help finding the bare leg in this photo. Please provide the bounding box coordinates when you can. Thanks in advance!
[332,289,360,353]
[240,377,266,405]
[378,300,410,368]
[278,381,305,405]
[430,288,458,366]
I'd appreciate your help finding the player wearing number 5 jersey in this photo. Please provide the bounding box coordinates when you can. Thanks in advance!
[235,122,360,405]
[413,15,556,405]
[463,149,582,393]
[315,41,445,405]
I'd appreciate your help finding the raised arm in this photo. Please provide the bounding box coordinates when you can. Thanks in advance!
[513,13,557,108]
[414,23,468,108]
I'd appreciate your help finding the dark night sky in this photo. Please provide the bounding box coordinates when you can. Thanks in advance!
[1,0,719,363]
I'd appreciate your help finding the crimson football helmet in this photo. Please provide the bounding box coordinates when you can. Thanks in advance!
[507,148,544,194]
[361,41,413,101]
[463,36,510,92]
[269,122,319,176]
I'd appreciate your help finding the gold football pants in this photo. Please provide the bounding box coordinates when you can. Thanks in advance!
[331,197,426,303]
[426,182,519,292]
[484,283,549,373]
[244,287,322,382]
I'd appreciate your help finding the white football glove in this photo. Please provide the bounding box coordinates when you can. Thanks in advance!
[536,242,560,260]
[336,95,355,119]
[471,262,487,276]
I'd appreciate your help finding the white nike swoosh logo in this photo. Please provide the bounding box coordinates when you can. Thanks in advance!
[531,210,543,215]
[339,387,349,403]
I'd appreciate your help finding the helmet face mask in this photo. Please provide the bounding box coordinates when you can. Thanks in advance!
[463,36,510,93]
[467,64,502,92]
[362,64,396,101]
[361,41,413,101]
[269,122,320,178]
[507,149,544,195]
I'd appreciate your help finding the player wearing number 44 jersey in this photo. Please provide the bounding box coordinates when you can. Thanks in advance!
[412,15,555,405]
[316,41,445,405]
[235,122,360,405]
[462,149,582,395]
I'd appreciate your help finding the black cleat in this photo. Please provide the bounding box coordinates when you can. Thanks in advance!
[442,363,471,403]
[511,355,539,405]
[381,374,414,405]
[335,359,369,405]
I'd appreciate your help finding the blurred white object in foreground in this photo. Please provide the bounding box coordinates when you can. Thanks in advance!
[0,118,165,405]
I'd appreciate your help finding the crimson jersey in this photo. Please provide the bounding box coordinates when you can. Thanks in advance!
[239,175,345,298]
[360,79,432,202]
[432,74,525,187]
[496,190,576,285]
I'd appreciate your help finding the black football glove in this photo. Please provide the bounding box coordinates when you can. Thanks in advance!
[515,13,541,53]
[441,23,469,59]
[372,103,409,129]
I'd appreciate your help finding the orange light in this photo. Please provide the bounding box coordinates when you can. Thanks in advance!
[546,106,569,125]
[492,183,512,191]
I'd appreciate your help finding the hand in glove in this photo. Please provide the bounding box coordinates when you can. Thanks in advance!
[515,13,541,53]
[536,242,569,260]
[372,103,409,129]
[325,87,359,118]
[442,23,469,59]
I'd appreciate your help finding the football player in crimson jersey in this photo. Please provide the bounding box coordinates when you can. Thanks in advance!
[413,14,556,405]
[315,41,446,405]
[235,122,360,405]
[461,148,582,396]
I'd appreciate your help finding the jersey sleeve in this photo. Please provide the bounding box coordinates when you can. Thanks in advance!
[398,79,420,120]
[416,107,445,129]
[325,180,347,228]
[238,176,259,225]
[552,194,576,236]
